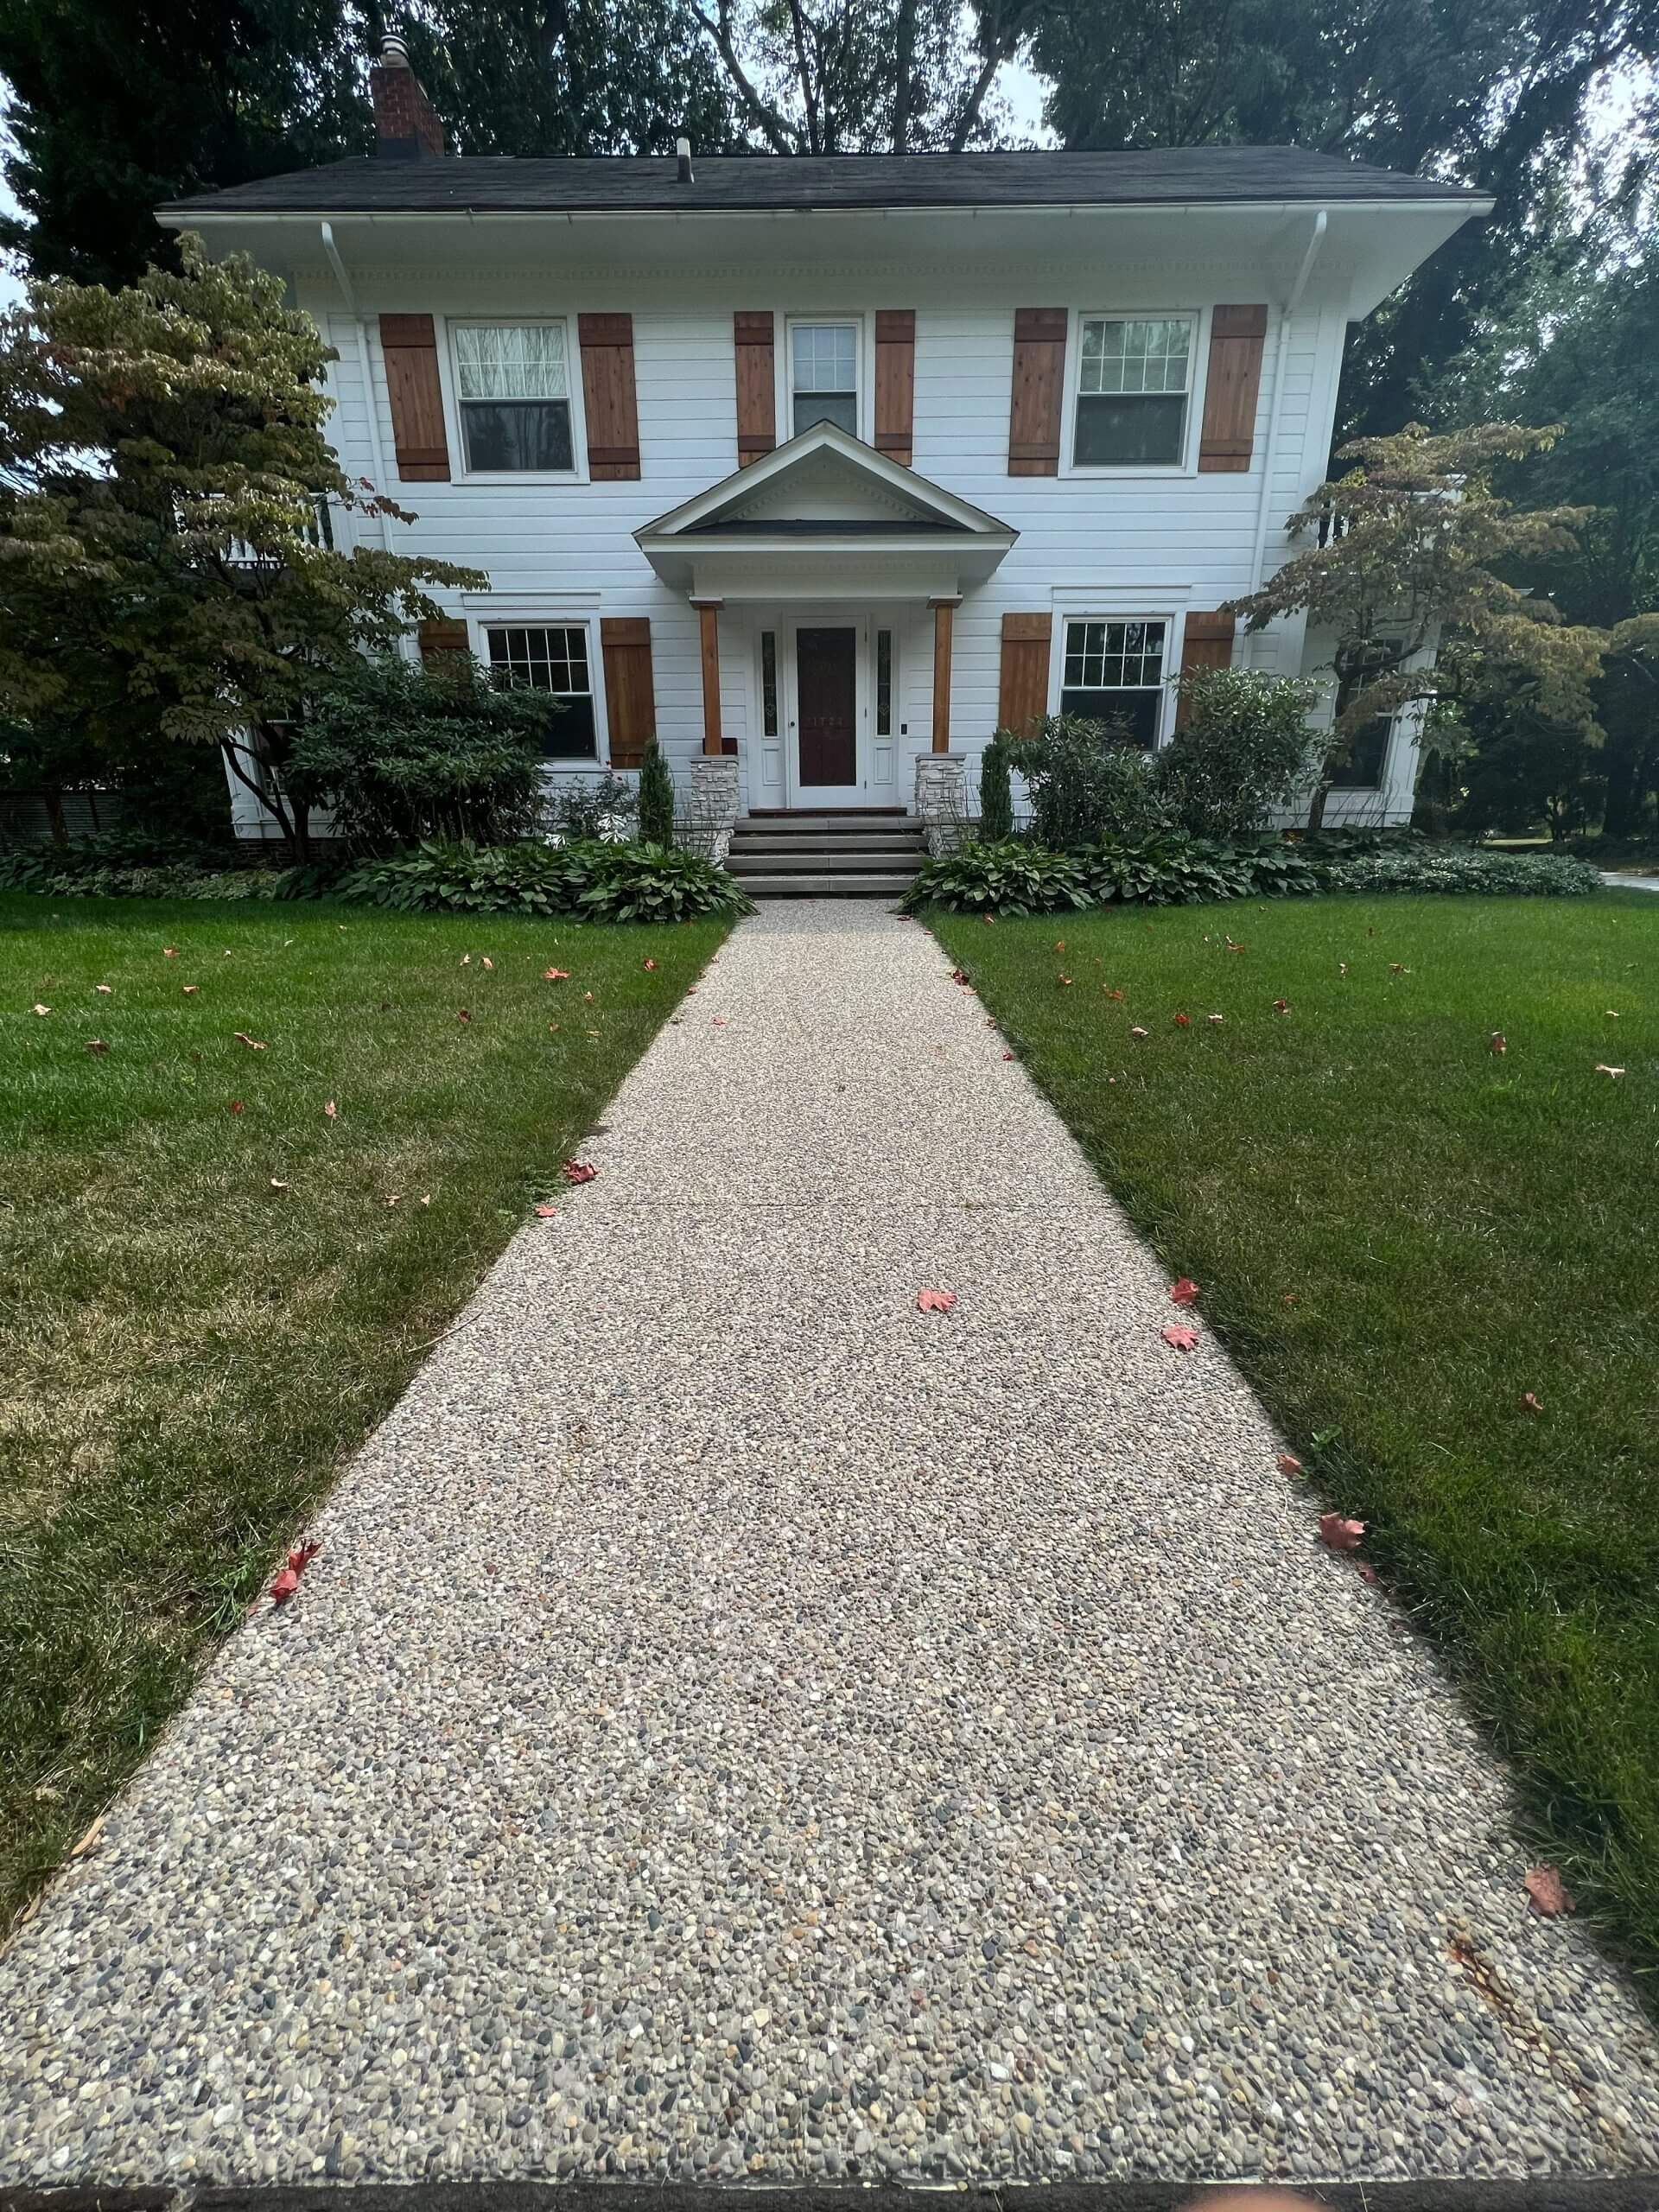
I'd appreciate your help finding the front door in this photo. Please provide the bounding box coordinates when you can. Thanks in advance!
[794,626,858,800]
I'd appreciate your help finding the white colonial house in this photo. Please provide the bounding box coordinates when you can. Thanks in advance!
[162,38,1487,893]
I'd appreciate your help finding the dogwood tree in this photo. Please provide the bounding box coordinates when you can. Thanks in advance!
[0,236,482,855]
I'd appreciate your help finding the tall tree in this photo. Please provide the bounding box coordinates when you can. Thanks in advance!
[0,0,372,285]
[1023,0,1659,437]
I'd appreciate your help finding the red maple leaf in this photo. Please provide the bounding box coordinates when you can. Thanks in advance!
[1491,1032,1508,1055]
[1173,1012,1191,1027]
[916,1288,957,1313]
[1169,1277,1198,1306]
[1272,999,1290,1014]
[563,1160,597,1185]
[643,957,657,970]
[1276,1453,1303,1477]
[1318,1513,1364,1551]
[270,1538,322,1606]
[1522,1391,1543,1414]
[535,1204,558,1218]
[1161,1324,1199,1352]
[543,968,571,982]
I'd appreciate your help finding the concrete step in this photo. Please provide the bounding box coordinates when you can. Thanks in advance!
[734,812,915,837]
[727,836,925,862]
[727,847,923,877]
[737,872,918,899]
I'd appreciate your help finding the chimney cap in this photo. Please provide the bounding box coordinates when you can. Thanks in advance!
[378,32,412,64]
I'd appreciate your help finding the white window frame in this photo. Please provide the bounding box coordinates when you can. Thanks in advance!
[1047,591,1193,751]
[441,316,589,485]
[465,606,610,769]
[779,313,874,445]
[1061,308,1206,480]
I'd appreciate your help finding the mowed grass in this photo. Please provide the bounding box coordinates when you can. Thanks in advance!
[935,892,1659,1980]
[0,893,726,1925]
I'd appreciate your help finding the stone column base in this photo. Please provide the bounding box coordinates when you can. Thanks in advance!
[689,754,741,866]
[914,752,969,857]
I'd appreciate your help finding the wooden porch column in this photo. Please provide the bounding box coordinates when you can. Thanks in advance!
[929,596,962,753]
[691,597,723,756]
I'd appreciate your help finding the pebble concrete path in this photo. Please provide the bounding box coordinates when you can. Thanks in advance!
[5,899,1659,2191]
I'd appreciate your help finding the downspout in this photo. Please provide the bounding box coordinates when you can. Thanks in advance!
[321,220,396,554]
[1246,207,1326,662]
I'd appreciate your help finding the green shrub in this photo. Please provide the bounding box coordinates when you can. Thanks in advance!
[636,741,676,849]
[0,851,321,900]
[1322,846,1602,897]
[549,773,639,842]
[339,839,753,922]
[977,737,1014,842]
[1081,834,1325,906]
[1004,715,1173,846]
[1159,669,1325,839]
[899,839,1091,917]
[284,652,550,850]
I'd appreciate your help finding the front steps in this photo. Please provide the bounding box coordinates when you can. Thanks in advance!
[724,810,926,899]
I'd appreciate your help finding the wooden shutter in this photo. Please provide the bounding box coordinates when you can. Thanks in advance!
[1007,308,1066,477]
[734,312,775,467]
[379,315,450,481]
[417,618,469,661]
[874,309,916,466]
[1174,611,1236,728]
[577,314,641,480]
[601,617,656,771]
[1198,306,1268,473]
[997,613,1052,737]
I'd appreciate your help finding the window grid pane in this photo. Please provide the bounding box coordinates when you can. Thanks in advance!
[791,323,859,394]
[486,625,590,694]
[454,324,568,401]
[875,629,893,736]
[1079,317,1191,397]
[1062,619,1166,692]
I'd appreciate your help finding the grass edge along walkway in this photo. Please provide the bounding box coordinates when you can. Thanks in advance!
[931,889,1659,1996]
[1,893,728,1930]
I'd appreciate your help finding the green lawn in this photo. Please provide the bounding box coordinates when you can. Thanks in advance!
[0,893,725,1926]
[935,892,1659,1984]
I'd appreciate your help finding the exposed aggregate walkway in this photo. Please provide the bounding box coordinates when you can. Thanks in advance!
[3,900,1659,2190]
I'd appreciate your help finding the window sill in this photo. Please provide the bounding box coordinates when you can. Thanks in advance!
[455,470,588,488]
[1059,463,1198,481]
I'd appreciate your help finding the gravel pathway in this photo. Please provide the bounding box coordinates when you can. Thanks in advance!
[4,899,1659,2191]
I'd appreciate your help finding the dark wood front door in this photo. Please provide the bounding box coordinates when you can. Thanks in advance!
[796,626,858,788]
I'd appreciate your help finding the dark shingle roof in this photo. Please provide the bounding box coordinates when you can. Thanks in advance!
[162,146,1481,218]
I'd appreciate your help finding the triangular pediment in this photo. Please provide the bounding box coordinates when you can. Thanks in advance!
[638,422,1014,542]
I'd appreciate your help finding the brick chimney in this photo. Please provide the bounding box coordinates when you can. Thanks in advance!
[371,35,446,161]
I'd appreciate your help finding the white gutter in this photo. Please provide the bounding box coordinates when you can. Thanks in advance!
[1245,207,1326,662]
[165,194,1492,228]
[321,219,395,554]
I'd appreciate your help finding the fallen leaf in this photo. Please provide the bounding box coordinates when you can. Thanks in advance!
[713,1015,729,1027]
[1058,974,1073,986]
[1338,962,1348,976]
[86,1038,109,1054]
[270,1178,289,1191]
[1105,988,1125,1002]
[323,1099,338,1120]
[457,1008,472,1023]
[950,968,970,985]
[1170,1277,1199,1306]
[1605,1009,1619,1017]
[1272,998,1290,1014]
[1207,1013,1224,1025]
[163,947,179,958]
[916,1288,957,1313]
[1522,1391,1543,1414]
[643,957,657,970]
[481,957,493,970]
[1318,1513,1364,1550]
[270,1537,322,1607]
[583,991,595,1003]
[1276,1453,1303,1477]
[535,1204,558,1218]
[1491,1031,1508,1054]
[182,984,199,995]
[1282,1291,1300,1306]
[1161,1324,1199,1352]
[1130,1024,1149,1039]
[228,1099,245,1114]
[1390,963,1412,975]
[1356,1562,1379,1585]
[31,1003,50,1015]
[563,1160,597,1185]
[384,1193,401,1206]
[1002,1049,1015,1060]
[543,967,571,982]
[982,912,995,925]
[1173,1012,1191,1027]
[1524,1866,1574,1916]
[1225,937,1245,953]
[232,1032,267,1051]
[461,953,472,966]
[1594,1064,1625,1077]
[1053,939,1065,951]
[95,983,111,995]
[420,1194,430,1206]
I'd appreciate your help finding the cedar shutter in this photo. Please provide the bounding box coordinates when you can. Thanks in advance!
[379,315,450,481]
[997,613,1052,737]
[1007,308,1066,477]
[1175,611,1236,728]
[578,314,641,480]
[417,618,469,661]
[1198,306,1268,473]
[874,309,916,466]
[601,617,656,771]
[734,312,775,467]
